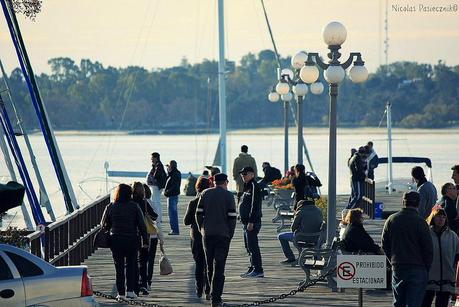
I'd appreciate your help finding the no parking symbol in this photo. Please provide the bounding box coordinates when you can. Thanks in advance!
[338,262,355,280]
[337,255,386,288]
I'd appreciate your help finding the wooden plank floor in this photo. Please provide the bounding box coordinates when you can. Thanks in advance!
[85,194,398,307]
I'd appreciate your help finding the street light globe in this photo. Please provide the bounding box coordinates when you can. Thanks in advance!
[275,82,290,95]
[299,65,319,84]
[349,65,369,83]
[293,83,308,96]
[323,21,347,46]
[281,92,293,102]
[291,52,308,70]
[280,68,294,81]
[268,92,280,102]
[325,65,346,84]
[310,82,324,95]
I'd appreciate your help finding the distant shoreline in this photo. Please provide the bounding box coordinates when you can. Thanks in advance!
[45,126,459,136]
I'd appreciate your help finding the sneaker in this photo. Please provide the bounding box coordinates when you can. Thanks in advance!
[139,287,149,295]
[115,294,125,301]
[243,271,264,278]
[126,291,138,299]
[168,231,179,236]
[279,258,296,265]
[240,267,253,278]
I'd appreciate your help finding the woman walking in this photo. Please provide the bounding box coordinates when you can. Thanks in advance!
[102,183,148,300]
[422,207,459,307]
[184,176,211,300]
[132,182,158,295]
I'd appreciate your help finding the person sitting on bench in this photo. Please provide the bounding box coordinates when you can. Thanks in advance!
[277,199,323,264]
[341,208,383,254]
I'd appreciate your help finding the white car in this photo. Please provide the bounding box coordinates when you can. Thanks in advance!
[0,243,98,307]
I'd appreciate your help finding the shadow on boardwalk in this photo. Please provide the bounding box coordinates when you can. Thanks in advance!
[85,195,393,306]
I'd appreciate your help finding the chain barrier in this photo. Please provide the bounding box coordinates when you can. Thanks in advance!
[93,267,336,307]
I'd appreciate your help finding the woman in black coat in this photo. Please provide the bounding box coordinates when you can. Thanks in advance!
[439,182,458,233]
[183,176,211,300]
[342,208,383,254]
[102,183,148,300]
[292,164,307,210]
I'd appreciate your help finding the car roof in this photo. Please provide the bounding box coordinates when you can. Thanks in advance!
[0,243,56,273]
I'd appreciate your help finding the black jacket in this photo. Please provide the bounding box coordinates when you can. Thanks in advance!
[440,196,458,232]
[103,201,148,245]
[342,223,380,254]
[382,207,433,270]
[133,196,158,220]
[147,161,167,189]
[184,196,201,240]
[238,179,262,224]
[349,154,366,181]
[293,173,307,205]
[262,166,282,184]
[164,168,181,197]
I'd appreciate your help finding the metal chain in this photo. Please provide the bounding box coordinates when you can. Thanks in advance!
[93,267,336,307]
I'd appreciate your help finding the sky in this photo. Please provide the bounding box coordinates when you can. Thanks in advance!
[0,0,458,74]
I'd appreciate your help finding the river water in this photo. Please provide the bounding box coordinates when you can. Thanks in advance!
[1,127,457,228]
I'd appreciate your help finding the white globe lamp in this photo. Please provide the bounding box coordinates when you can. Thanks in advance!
[292,83,308,96]
[323,22,347,46]
[281,92,293,102]
[325,65,346,84]
[275,82,290,95]
[349,65,369,83]
[299,65,319,84]
[268,92,280,102]
[291,52,308,70]
[310,82,324,95]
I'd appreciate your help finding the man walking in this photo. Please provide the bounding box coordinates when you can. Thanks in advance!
[233,145,257,202]
[238,166,264,278]
[147,152,167,224]
[164,160,181,235]
[196,173,236,307]
[346,147,367,209]
[381,191,433,307]
[411,166,437,219]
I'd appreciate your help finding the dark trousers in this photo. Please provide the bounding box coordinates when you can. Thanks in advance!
[392,267,428,307]
[147,238,158,285]
[347,180,365,209]
[110,234,137,295]
[243,223,263,273]
[138,247,149,289]
[191,235,210,294]
[237,192,244,203]
[203,235,230,304]
[421,290,450,307]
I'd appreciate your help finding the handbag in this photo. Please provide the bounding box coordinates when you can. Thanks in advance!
[144,201,156,235]
[94,204,111,248]
[159,252,173,275]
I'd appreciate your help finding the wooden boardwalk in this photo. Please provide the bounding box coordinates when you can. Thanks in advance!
[85,194,401,307]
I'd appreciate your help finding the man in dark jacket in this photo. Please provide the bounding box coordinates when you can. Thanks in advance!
[164,160,181,235]
[381,191,433,307]
[238,166,264,278]
[196,173,236,307]
[277,199,323,264]
[346,147,367,209]
[365,141,379,180]
[261,162,282,184]
[146,152,167,227]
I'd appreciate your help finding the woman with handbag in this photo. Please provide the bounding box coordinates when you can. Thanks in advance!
[132,182,158,296]
[183,176,211,300]
[102,183,148,300]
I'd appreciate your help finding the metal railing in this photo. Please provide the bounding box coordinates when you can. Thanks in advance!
[26,195,110,266]
[360,178,375,219]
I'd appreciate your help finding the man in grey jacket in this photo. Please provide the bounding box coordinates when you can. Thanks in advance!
[196,173,236,307]
[382,191,433,307]
[277,199,323,264]
[411,166,437,219]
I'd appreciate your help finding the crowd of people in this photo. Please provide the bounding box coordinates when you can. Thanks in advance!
[99,143,459,307]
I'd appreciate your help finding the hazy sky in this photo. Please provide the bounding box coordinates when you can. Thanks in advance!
[0,0,458,74]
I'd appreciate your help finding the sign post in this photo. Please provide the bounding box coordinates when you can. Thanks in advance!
[337,255,387,306]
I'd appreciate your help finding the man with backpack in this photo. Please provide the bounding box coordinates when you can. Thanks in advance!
[147,152,167,228]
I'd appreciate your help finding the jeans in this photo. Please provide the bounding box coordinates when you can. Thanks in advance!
[150,186,162,224]
[146,238,158,285]
[167,195,179,233]
[392,267,428,307]
[191,235,210,294]
[421,290,450,307]
[204,235,230,304]
[347,180,365,209]
[243,223,263,273]
[110,234,137,295]
[278,232,295,261]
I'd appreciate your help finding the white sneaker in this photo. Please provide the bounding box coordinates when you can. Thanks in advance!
[126,291,138,299]
[115,294,125,301]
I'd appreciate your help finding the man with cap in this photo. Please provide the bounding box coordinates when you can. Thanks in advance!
[382,191,433,307]
[411,166,437,219]
[164,160,182,235]
[238,166,264,278]
[196,173,237,307]
[346,146,367,209]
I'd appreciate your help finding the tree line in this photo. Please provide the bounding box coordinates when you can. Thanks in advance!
[2,50,458,131]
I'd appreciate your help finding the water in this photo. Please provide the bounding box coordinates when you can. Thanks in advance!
[1,127,457,228]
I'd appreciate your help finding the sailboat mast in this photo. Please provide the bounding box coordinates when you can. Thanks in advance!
[217,0,227,173]
[386,101,393,194]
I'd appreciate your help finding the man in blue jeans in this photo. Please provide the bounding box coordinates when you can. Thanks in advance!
[164,160,181,235]
[278,199,323,264]
[382,191,433,307]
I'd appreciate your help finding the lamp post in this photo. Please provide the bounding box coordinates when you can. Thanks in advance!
[298,22,368,246]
